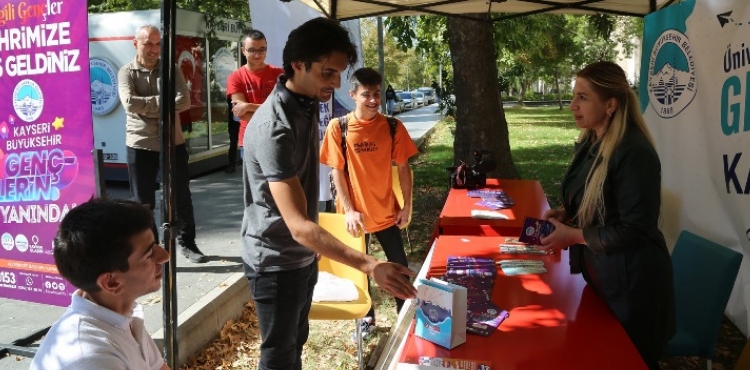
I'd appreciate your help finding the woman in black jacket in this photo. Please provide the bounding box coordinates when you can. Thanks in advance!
[540,61,675,370]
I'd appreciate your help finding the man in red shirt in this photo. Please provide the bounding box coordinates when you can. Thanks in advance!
[226,29,284,173]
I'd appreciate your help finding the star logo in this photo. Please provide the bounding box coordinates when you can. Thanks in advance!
[52,117,64,130]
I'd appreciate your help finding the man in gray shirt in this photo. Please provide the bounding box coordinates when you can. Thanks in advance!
[118,25,207,263]
[242,18,417,370]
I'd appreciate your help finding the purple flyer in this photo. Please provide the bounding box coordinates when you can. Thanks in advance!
[0,1,95,306]
[518,217,555,245]
[467,301,509,336]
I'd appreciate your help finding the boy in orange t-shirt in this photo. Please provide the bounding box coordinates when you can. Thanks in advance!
[320,68,418,339]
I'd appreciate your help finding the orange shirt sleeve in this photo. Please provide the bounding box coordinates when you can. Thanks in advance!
[392,119,419,165]
[319,117,346,170]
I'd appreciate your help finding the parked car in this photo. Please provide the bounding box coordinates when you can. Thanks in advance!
[411,91,425,108]
[397,92,414,110]
[392,94,406,114]
[418,87,437,105]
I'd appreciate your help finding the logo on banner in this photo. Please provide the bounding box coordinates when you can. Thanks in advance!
[647,29,697,119]
[89,57,119,116]
[212,47,236,94]
[319,99,332,142]
[12,80,44,122]
[1,233,13,251]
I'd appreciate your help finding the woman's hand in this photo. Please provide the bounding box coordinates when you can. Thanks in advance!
[543,207,567,223]
[539,218,585,251]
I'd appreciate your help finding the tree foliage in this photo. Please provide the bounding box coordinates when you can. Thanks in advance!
[88,0,250,18]
[389,14,518,178]
[87,0,251,37]
[360,18,430,90]
[386,12,642,176]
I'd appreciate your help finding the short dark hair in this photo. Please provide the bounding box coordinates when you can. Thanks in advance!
[282,17,358,78]
[350,67,382,93]
[242,29,266,44]
[53,198,154,292]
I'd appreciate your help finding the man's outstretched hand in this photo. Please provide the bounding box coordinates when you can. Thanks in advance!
[370,262,417,300]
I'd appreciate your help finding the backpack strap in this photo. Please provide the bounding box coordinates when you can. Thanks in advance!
[338,115,349,174]
[386,116,397,142]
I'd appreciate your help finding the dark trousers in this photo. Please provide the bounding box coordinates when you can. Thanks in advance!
[244,262,318,370]
[228,119,240,167]
[365,225,408,319]
[126,145,195,245]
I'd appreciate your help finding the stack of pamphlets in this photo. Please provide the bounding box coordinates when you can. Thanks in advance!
[445,256,495,305]
[467,189,515,210]
[496,259,547,276]
[418,356,492,370]
[443,256,509,337]
[499,237,551,255]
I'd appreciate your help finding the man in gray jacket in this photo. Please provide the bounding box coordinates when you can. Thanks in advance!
[242,18,416,370]
[118,24,207,263]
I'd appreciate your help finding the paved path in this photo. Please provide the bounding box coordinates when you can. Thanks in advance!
[0,104,442,369]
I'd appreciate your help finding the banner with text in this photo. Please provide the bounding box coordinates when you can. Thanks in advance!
[0,0,94,306]
[640,0,750,334]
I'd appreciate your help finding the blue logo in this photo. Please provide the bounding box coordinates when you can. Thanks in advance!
[12,79,44,122]
[212,47,236,94]
[1,233,13,251]
[89,57,119,116]
[647,29,697,119]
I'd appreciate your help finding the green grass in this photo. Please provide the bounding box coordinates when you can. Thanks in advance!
[181,106,582,370]
[505,106,580,208]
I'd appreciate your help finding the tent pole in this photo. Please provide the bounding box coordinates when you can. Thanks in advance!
[160,0,179,368]
[378,17,386,113]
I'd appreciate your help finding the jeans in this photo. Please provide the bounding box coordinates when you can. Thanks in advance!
[126,144,196,246]
[244,262,318,370]
[386,99,395,115]
[365,225,407,319]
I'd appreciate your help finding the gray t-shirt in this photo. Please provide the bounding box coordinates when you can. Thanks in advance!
[241,76,319,272]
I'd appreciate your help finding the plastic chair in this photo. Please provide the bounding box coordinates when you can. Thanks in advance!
[391,165,413,253]
[365,166,413,254]
[667,230,743,370]
[312,212,372,370]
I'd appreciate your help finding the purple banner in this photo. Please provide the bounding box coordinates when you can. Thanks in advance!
[0,0,94,306]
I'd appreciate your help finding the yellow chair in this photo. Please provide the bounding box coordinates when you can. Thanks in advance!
[312,212,371,370]
[391,165,413,253]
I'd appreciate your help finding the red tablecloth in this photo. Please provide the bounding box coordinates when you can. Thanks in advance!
[438,179,550,236]
[399,235,647,370]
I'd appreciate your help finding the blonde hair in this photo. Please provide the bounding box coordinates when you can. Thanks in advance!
[575,61,655,227]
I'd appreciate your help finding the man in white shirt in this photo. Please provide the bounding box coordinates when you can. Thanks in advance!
[29,198,170,370]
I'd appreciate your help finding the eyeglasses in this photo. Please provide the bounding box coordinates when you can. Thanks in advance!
[244,47,267,55]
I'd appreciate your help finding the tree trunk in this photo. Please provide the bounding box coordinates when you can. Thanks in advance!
[518,82,527,107]
[555,66,563,110]
[447,14,519,179]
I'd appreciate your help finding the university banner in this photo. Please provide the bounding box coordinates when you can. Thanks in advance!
[0,0,95,306]
[640,0,750,334]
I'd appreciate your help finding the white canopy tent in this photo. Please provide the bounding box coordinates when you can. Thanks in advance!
[293,0,750,359]
[295,0,676,20]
